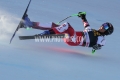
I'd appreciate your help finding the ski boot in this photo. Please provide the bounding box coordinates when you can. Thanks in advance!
[40,30,50,35]
[20,14,33,30]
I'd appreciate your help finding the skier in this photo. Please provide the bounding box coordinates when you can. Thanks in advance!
[21,12,114,51]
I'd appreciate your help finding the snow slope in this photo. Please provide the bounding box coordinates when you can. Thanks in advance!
[0,0,120,80]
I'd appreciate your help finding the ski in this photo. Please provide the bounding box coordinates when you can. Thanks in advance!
[10,0,32,44]
[19,34,66,40]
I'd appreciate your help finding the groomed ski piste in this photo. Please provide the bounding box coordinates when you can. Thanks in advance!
[0,0,120,80]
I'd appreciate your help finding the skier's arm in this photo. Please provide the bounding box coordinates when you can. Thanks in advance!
[78,12,90,28]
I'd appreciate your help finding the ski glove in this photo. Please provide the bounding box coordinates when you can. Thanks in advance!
[78,12,86,19]
[92,44,101,50]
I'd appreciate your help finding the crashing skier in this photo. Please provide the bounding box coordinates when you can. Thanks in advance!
[20,12,114,51]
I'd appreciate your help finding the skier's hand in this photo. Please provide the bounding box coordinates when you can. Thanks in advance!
[92,44,101,50]
[78,12,86,19]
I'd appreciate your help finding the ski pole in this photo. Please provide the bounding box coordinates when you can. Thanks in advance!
[56,14,78,24]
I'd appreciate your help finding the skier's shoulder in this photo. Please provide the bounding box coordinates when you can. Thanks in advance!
[83,26,92,32]
[84,26,96,32]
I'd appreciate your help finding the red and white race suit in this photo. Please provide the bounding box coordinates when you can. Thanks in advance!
[52,22,105,47]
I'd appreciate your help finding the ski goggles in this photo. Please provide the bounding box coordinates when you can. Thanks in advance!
[102,23,109,30]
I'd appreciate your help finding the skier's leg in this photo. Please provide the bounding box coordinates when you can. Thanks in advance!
[32,22,59,30]
[38,22,85,46]
[52,22,77,45]
[39,29,55,35]
[20,14,33,28]
[52,22,75,36]
[38,22,72,35]
[21,15,59,30]
[23,16,33,28]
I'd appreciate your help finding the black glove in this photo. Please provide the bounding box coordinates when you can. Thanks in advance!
[92,44,101,50]
[78,12,86,19]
